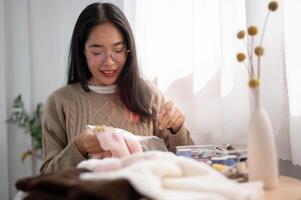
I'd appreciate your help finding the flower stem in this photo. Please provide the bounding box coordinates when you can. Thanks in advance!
[243,39,250,64]
[250,37,255,77]
[257,56,261,79]
[244,61,252,77]
[260,11,271,46]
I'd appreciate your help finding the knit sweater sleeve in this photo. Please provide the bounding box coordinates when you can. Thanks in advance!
[40,91,86,174]
[148,82,194,152]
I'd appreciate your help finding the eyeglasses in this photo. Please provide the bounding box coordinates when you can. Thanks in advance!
[88,48,130,64]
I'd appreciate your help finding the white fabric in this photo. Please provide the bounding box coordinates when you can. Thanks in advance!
[78,151,263,200]
[88,84,116,94]
[125,0,300,165]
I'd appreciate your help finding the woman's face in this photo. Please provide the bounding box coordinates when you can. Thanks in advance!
[84,23,128,86]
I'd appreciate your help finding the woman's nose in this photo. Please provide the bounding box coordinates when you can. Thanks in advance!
[102,54,115,66]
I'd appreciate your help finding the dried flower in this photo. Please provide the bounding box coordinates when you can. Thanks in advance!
[237,31,245,39]
[268,1,278,11]
[255,46,264,56]
[249,78,260,88]
[248,26,258,36]
[236,1,278,88]
[236,53,246,62]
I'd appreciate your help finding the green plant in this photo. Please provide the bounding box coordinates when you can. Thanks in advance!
[6,94,42,161]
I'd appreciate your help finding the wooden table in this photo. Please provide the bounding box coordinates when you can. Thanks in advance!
[264,176,301,200]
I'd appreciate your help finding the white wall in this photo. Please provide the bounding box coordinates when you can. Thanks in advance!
[0,0,9,199]
[2,0,33,198]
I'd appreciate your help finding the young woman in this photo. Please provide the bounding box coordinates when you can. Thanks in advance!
[40,2,193,174]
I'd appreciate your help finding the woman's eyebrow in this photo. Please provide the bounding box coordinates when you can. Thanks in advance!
[88,41,124,48]
[89,44,104,48]
[112,41,124,46]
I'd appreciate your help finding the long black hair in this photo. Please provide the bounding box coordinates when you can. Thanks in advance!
[67,2,153,121]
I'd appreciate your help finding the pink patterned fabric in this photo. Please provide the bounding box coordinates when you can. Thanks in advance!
[88,126,143,159]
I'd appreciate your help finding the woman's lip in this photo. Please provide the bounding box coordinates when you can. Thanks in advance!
[100,70,117,77]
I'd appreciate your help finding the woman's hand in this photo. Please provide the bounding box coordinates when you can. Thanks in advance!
[74,128,103,156]
[158,101,185,133]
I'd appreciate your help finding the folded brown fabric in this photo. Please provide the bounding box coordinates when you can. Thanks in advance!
[15,168,148,200]
[22,190,65,200]
[67,179,144,200]
[16,168,90,194]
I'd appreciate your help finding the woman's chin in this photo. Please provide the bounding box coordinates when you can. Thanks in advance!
[100,79,117,86]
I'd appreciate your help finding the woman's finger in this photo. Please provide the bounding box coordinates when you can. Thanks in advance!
[165,108,180,129]
[170,114,185,132]
[159,101,174,117]
[159,104,177,130]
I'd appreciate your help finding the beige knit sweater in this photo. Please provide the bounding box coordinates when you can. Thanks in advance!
[40,82,193,174]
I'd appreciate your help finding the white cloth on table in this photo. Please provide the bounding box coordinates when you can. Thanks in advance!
[78,151,263,200]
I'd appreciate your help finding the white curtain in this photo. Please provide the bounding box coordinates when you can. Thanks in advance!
[283,0,301,165]
[125,0,300,166]
[128,0,249,144]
